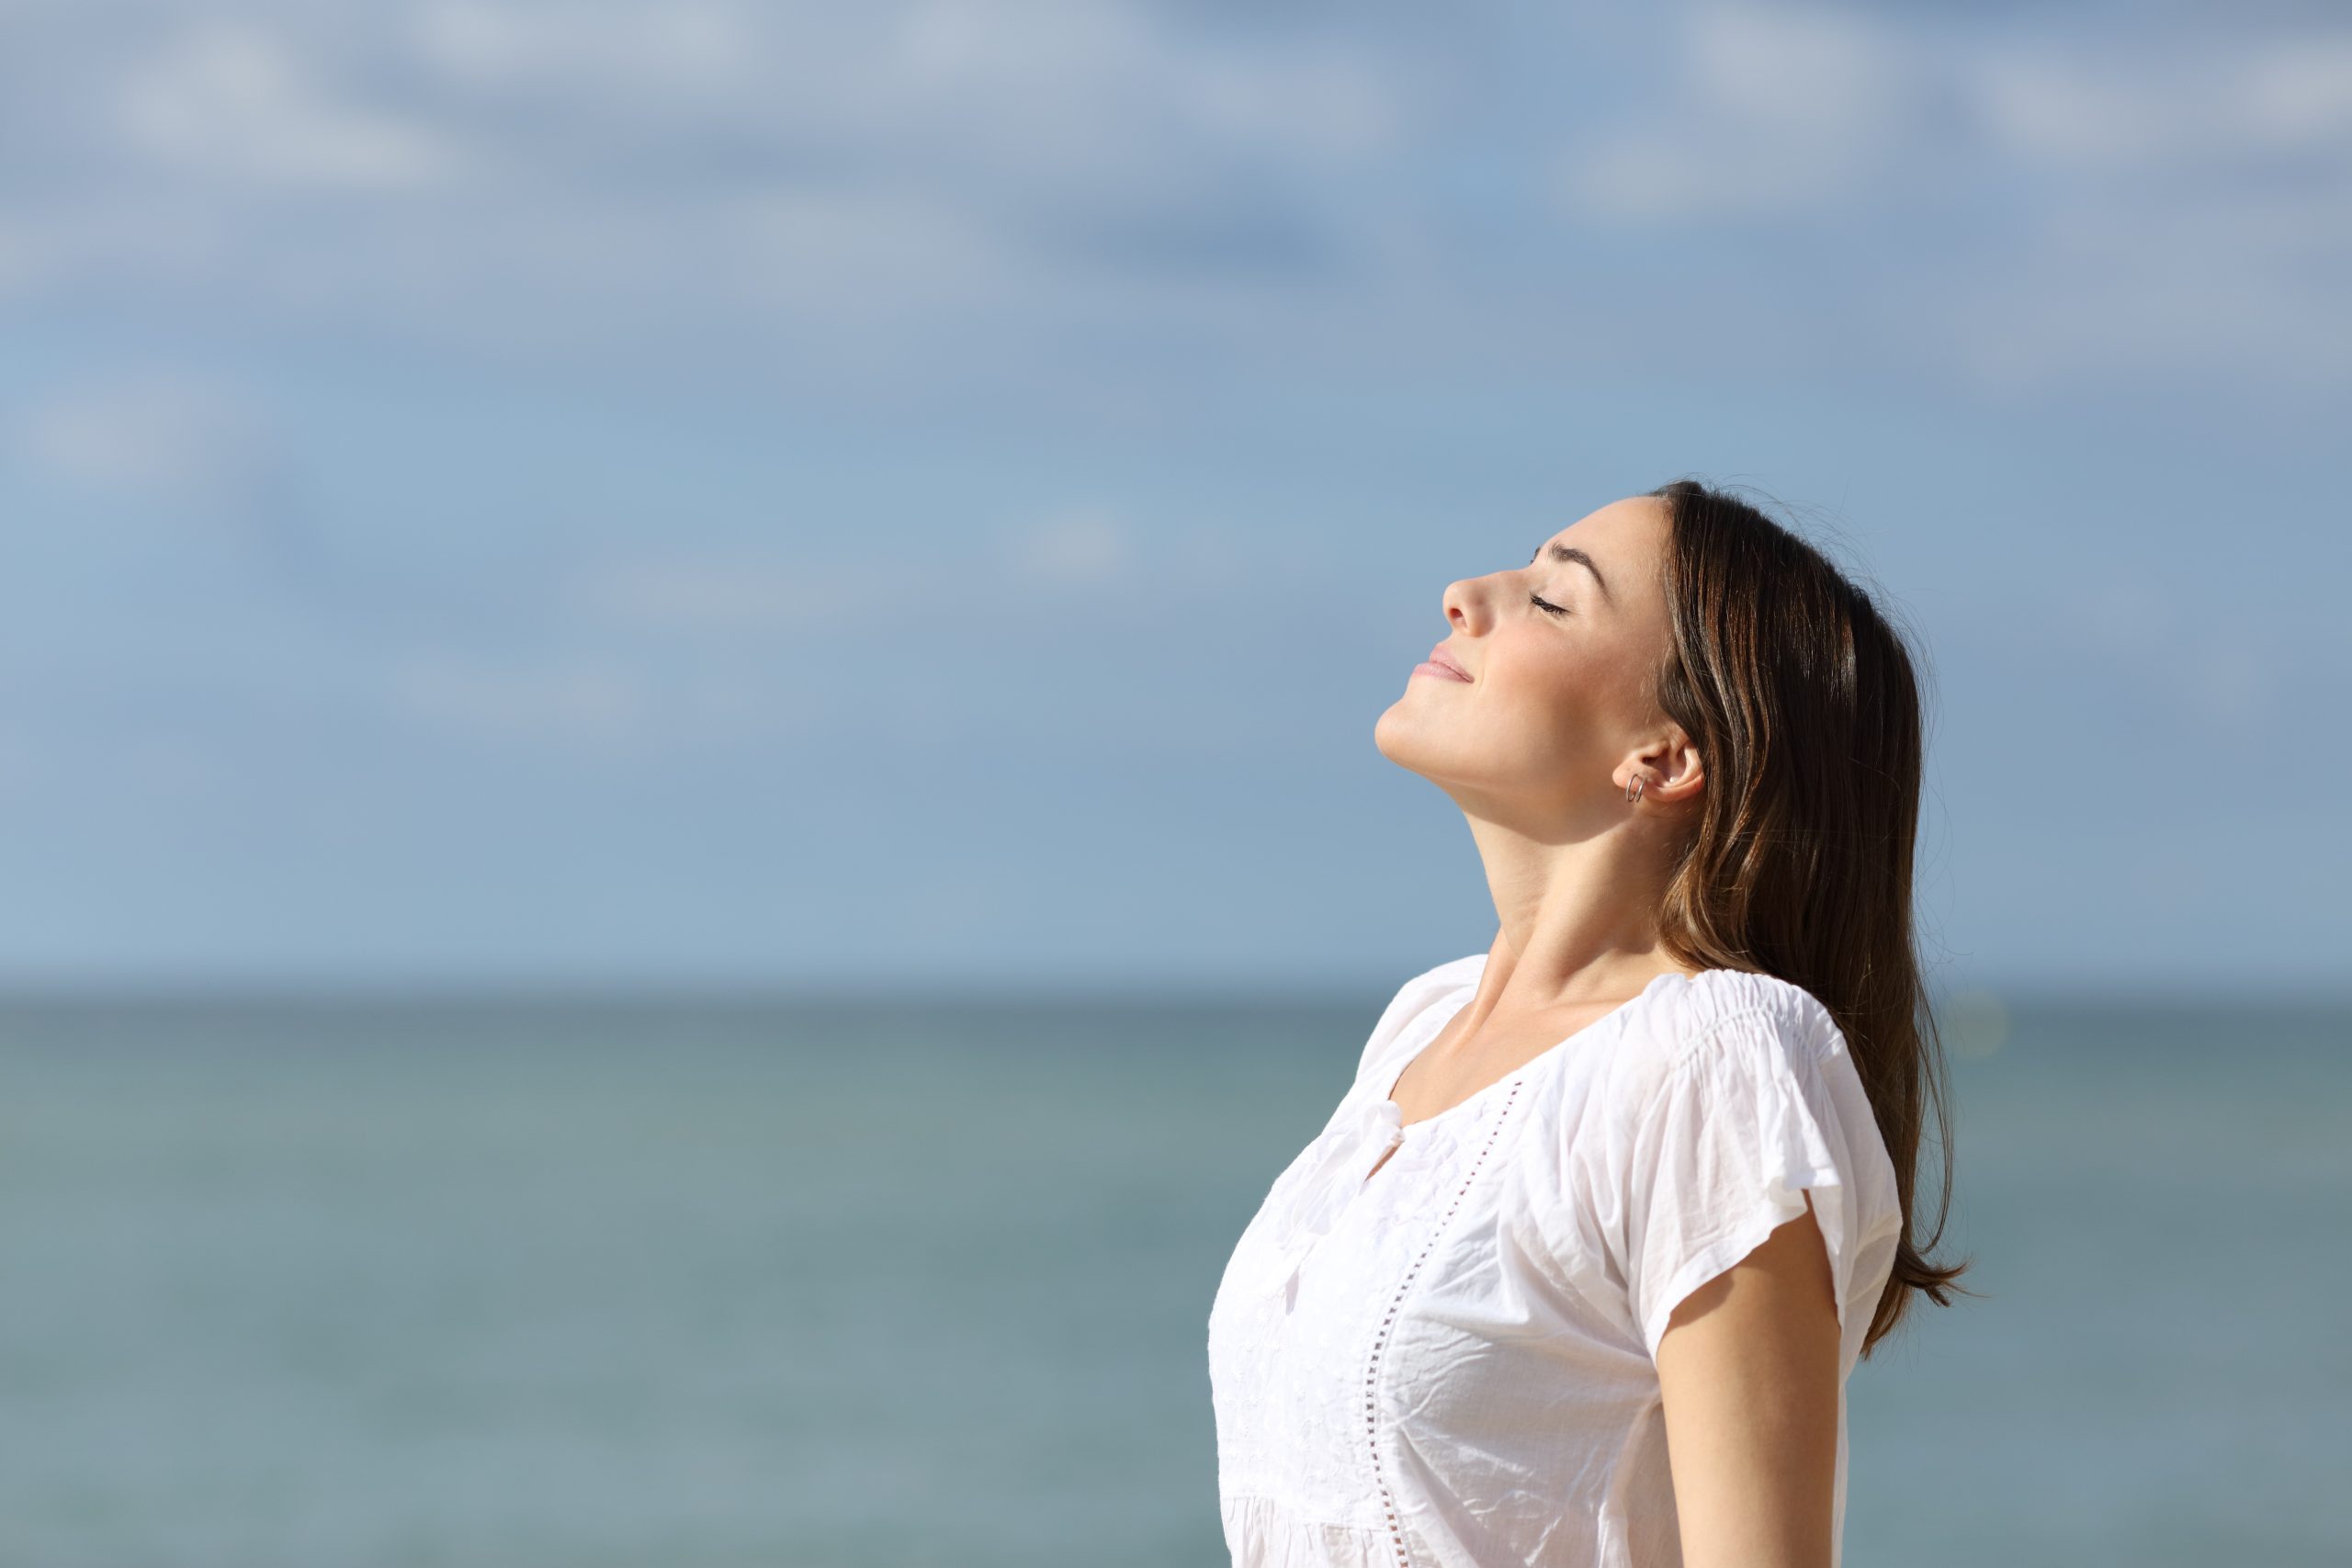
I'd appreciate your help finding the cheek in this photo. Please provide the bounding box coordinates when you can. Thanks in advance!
[1487,644,1604,758]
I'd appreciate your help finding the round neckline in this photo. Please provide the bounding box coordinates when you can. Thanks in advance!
[1377,967,1690,1131]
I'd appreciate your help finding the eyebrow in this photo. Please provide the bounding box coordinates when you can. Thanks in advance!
[1529,540,1612,605]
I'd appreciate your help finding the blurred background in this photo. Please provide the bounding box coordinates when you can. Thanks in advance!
[1,1,2346,1564]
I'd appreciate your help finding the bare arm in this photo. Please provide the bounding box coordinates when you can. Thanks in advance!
[1654,1192,1843,1568]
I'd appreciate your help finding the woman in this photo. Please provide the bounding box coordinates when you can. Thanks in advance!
[1206,479,1973,1568]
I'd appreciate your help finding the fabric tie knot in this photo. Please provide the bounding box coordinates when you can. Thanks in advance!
[1251,1094,1405,1311]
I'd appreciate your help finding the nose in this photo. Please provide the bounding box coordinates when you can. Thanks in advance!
[1442,575,1484,634]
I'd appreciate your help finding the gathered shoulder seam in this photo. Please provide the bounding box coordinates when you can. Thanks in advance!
[1631,1001,1827,1128]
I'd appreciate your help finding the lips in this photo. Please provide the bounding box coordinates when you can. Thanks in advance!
[1426,645,1472,681]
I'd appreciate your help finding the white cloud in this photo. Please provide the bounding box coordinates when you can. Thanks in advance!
[387,639,819,750]
[1937,180,2352,389]
[0,0,2344,398]
[1002,505,1132,586]
[563,556,835,636]
[894,0,1400,171]
[117,18,459,190]
[1968,34,2352,168]
[390,649,652,741]
[413,0,762,94]
[0,0,1416,386]
[1547,6,2352,389]
[1555,4,1912,221]
[16,367,270,500]
[1556,8,2352,224]
[2239,39,2352,148]
[1681,1,1903,138]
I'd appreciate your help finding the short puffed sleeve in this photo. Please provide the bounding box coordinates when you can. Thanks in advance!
[1607,972,1905,1371]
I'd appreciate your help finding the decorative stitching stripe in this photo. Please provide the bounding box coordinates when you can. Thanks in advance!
[1363,1078,1525,1568]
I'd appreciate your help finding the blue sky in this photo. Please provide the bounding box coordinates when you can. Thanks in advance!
[1,1,2345,995]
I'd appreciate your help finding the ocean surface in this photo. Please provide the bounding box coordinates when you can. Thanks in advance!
[1,984,2346,1567]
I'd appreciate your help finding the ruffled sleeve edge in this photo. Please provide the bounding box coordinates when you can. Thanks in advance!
[1632,977,1905,1367]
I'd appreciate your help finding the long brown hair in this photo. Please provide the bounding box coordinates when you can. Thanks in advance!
[1645,477,1975,1356]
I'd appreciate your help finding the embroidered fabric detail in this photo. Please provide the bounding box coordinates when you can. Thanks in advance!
[1363,1079,1524,1567]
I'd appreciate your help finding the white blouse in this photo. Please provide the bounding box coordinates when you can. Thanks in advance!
[1206,954,1905,1568]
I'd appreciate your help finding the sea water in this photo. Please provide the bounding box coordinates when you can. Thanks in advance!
[0,987,2344,1567]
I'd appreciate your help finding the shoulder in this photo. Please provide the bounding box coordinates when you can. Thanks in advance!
[1601,967,1841,1121]
[1353,952,1487,1082]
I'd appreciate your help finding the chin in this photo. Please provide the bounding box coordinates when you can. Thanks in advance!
[1371,703,1429,771]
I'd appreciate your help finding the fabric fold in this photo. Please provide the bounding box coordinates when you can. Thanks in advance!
[1208,958,1907,1568]
[1241,1093,1404,1310]
[1620,986,1900,1371]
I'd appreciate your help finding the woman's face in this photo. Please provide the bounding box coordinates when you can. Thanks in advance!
[1374,495,1684,823]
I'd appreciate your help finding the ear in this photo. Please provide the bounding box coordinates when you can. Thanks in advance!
[1638,730,1704,806]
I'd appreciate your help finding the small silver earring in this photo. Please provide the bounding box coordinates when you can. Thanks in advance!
[1626,774,1646,804]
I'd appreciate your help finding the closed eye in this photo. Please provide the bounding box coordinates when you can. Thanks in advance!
[1530,592,1569,617]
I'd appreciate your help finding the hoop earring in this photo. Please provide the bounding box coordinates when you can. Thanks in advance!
[1626,774,1646,804]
